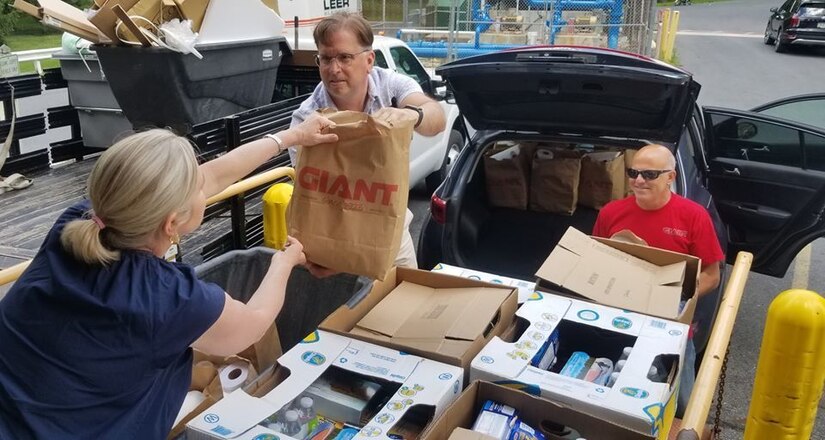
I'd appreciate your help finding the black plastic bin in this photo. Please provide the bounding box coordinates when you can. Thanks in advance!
[194,247,372,353]
[93,37,287,134]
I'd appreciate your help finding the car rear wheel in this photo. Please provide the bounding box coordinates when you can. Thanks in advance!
[425,129,464,194]
[763,22,775,45]
[774,27,788,52]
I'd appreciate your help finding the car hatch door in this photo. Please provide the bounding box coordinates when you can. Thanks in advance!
[702,105,825,277]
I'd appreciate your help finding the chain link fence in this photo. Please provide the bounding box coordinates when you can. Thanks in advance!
[362,0,659,59]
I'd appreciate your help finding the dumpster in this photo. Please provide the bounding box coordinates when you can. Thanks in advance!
[194,247,372,353]
[53,51,133,148]
[93,37,287,134]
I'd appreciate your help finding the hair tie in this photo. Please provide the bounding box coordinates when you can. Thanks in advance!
[91,215,106,230]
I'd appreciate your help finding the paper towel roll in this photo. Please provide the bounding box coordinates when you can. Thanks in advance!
[219,362,250,394]
[173,390,206,426]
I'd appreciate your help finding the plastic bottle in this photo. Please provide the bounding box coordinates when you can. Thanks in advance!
[282,410,302,437]
[619,346,632,361]
[606,372,620,388]
[615,359,627,372]
[298,396,317,433]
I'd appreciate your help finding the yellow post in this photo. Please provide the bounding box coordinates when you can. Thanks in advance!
[744,289,825,440]
[659,9,672,60]
[665,10,680,63]
[262,182,293,250]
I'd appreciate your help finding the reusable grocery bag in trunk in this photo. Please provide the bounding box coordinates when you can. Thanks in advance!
[288,110,415,280]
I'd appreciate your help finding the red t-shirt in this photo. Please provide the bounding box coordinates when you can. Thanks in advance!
[593,194,725,267]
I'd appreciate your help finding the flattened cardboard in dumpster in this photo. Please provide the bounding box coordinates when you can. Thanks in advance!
[15,0,108,43]
[89,0,142,42]
[535,227,699,323]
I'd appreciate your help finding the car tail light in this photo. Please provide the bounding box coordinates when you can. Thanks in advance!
[790,14,800,28]
[431,194,447,224]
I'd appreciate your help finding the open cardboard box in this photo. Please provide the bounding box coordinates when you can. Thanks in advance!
[186,330,464,439]
[320,267,518,377]
[431,263,537,304]
[535,227,700,324]
[470,286,689,439]
[421,381,658,440]
[168,320,282,438]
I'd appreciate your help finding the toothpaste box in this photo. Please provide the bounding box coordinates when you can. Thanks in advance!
[431,263,536,304]
[186,330,463,440]
[470,288,689,439]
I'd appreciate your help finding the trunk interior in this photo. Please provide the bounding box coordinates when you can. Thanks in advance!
[453,138,644,280]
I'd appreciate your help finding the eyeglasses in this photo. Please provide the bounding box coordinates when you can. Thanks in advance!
[626,168,673,181]
[314,49,372,67]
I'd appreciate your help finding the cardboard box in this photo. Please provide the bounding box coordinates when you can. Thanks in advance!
[169,322,282,438]
[432,263,536,304]
[422,381,655,440]
[186,330,464,440]
[469,288,689,439]
[536,227,699,324]
[448,427,497,440]
[320,267,518,373]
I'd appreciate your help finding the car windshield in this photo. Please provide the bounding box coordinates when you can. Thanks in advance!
[800,3,825,16]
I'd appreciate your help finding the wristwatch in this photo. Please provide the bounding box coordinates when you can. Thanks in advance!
[404,105,424,128]
[264,133,285,153]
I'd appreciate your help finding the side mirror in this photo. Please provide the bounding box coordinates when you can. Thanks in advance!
[770,7,778,12]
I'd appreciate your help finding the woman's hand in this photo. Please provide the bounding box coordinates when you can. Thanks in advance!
[274,236,306,268]
[288,114,338,147]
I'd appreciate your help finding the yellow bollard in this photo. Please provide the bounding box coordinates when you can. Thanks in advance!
[659,9,672,60]
[262,182,293,250]
[744,289,825,440]
[665,11,680,63]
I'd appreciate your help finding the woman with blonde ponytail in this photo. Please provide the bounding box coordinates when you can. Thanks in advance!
[0,115,338,439]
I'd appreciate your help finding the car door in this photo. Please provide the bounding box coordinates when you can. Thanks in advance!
[702,98,825,277]
[772,0,796,33]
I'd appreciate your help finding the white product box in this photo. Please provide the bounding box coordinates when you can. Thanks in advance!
[431,263,536,304]
[187,330,464,440]
[470,289,689,439]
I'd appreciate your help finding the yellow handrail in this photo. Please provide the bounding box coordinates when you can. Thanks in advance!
[676,251,754,440]
[0,167,296,287]
[206,167,295,205]
[0,260,31,287]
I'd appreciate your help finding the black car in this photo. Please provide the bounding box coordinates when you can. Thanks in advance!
[764,0,825,52]
[417,47,825,359]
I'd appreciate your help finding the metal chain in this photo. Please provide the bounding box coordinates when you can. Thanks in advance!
[712,345,731,439]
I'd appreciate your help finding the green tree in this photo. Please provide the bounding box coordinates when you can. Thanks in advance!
[0,0,94,44]
[0,0,20,45]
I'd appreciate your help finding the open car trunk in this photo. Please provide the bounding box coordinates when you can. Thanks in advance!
[452,138,646,280]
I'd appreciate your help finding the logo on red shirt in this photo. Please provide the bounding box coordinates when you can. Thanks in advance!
[662,227,688,238]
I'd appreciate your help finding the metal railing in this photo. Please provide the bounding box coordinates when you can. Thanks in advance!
[0,166,295,290]
[10,47,61,76]
[677,251,753,439]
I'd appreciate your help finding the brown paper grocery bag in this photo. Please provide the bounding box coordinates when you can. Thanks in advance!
[624,148,637,196]
[288,110,415,280]
[483,142,533,210]
[578,150,625,209]
[530,148,582,215]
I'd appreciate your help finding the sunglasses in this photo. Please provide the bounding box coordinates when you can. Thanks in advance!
[626,168,672,181]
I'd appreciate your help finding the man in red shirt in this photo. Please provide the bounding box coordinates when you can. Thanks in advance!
[593,143,725,417]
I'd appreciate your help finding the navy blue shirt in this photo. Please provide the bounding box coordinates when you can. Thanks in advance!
[0,201,225,439]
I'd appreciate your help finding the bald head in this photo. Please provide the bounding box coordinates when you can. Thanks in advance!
[628,144,676,210]
[633,144,676,171]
